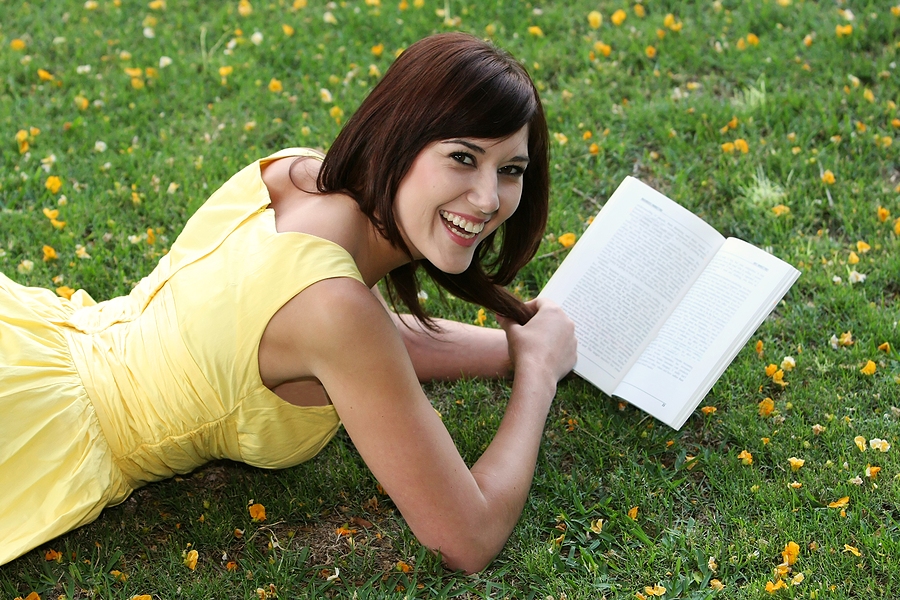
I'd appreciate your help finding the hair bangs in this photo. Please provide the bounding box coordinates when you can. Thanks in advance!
[428,60,537,143]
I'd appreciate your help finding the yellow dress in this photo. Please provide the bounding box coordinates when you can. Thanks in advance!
[0,148,363,565]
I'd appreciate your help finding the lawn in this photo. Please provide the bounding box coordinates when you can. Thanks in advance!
[2,0,900,598]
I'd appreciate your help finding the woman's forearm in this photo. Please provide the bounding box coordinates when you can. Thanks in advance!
[454,369,558,571]
[391,313,513,381]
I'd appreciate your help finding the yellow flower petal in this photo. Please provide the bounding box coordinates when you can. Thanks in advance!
[870,438,890,452]
[335,525,358,536]
[828,496,849,508]
[384,559,408,575]
[558,232,577,248]
[249,502,266,522]
[771,204,790,216]
[758,397,775,417]
[183,549,199,570]
[782,541,800,565]
[45,548,62,561]
[593,41,612,57]
[45,175,63,194]
[838,331,854,346]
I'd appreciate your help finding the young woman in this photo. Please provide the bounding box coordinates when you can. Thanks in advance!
[0,32,576,572]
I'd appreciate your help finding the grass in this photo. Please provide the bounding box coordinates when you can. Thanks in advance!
[2,0,900,598]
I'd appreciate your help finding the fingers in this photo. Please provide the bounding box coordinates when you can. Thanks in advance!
[497,299,577,381]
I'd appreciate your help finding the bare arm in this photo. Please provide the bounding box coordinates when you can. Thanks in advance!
[370,286,513,381]
[278,278,575,573]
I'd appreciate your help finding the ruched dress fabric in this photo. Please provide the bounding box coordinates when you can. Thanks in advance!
[0,148,363,565]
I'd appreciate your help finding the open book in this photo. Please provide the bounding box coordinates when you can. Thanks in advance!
[540,177,800,430]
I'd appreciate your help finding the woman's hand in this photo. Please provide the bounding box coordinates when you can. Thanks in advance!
[497,298,577,384]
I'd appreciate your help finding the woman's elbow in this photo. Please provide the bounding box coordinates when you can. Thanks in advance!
[438,545,497,574]
[427,528,507,574]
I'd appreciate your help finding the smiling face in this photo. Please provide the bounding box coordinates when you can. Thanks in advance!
[393,126,530,274]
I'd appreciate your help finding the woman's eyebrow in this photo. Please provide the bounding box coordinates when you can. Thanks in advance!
[444,139,486,154]
[443,139,530,164]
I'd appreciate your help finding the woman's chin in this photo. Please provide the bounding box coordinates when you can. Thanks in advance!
[429,256,473,275]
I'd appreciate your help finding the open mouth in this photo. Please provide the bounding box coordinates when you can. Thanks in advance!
[439,210,485,239]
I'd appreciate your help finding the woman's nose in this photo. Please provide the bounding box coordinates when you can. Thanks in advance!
[468,172,500,215]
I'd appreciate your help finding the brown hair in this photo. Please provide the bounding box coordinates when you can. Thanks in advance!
[316,32,549,326]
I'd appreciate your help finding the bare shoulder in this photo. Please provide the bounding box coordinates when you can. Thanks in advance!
[260,154,369,255]
[260,276,402,384]
[261,154,321,206]
[291,277,389,335]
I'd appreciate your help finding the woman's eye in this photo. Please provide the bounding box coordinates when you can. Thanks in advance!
[499,165,525,176]
[451,152,475,166]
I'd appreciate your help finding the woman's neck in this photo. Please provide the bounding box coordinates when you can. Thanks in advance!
[351,217,413,288]
[263,154,412,288]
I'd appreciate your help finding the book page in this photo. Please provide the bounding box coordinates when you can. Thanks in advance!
[614,238,800,429]
[540,177,724,393]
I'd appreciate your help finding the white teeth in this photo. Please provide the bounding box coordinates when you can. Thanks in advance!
[440,210,485,236]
